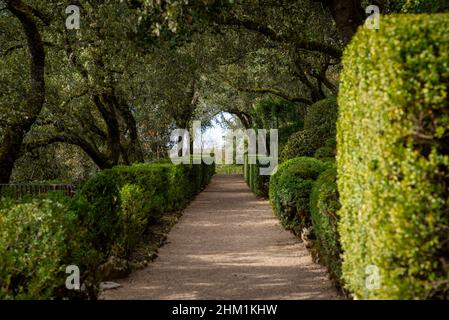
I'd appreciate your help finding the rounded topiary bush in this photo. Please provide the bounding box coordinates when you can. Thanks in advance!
[314,146,335,160]
[304,97,338,133]
[280,97,338,162]
[280,131,314,162]
[338,14,449,299]
[310,167,342,288]
[269,157,328,235]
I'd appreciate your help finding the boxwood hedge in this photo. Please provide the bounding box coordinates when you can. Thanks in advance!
[0,160,214,299]
[269,157,328,235]
[337,14,449,299]
[78,161,215,257]
[310,166,343,289]
[281,97,338,162]
[243,154,270,198]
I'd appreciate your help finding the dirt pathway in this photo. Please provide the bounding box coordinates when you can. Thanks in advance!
[102,174,340,300]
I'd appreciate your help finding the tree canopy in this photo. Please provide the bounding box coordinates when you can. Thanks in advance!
[1,0,448,184]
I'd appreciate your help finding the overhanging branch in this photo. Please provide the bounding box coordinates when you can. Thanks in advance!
[221,16,342,59]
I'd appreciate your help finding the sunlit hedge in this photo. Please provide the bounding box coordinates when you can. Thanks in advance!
[337,14,449,299]
[0,160,214,299]
[79,160,215,257]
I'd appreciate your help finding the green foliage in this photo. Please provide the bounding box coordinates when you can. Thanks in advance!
[338,14,449,299]
[386,0,449,13]
[281,97,338,162]
[243,155,270,198]
[215,164,243,175]
[269,157,328,235]
[314,146,335,160]
[251,98,304,147]
[79,161,215,257]
[0,161,214,299]
[310,167,342,288]
[0,193,97,299]
[118,184,148,259]
[0,197,68,299]
[280,131,314,161]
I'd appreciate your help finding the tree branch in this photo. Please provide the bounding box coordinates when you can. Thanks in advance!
[221,16,342,59]
[226,79,313,105]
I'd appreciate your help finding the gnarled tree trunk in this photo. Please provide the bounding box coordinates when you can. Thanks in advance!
[0,0,46,184]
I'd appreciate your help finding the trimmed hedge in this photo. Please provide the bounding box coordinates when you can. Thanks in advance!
[78,161,215,257]
[338,14,449,299]
[310,167,343,289]
[243,155,270,198]
[281,97,338,162]
[0,193,98,299]
[269,157,328,235]
[0,161,214,299]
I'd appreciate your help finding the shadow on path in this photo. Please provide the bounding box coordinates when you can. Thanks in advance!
[102,174,341,300]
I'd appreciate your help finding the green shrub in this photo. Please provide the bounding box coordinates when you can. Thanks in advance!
[0,161,214,299]
[314,146,335,160]
[118,184,148,259]
[304,97,338,136]
[243,155,269,198]
[280,98,338,162]
[0,193,97,300]
[310,167,342,288]
[338,14,449,299]
[79,161,214,259]
[280,131,314,161]
[269,157,328,235]
[0,197,68,299]
[397,0,449,13]
[251,97,304,147]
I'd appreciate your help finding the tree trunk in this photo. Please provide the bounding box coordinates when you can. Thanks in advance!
[0,0,46,184]
[111,94,144,164]
[323,0,364,45]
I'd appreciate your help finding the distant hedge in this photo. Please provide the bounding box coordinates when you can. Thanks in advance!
[310,167,342,289]
[338,14,449,299]
[0,160,214,299]
[281,97,337,162]
[79,161,214,255]
[269,157,328,236]
[243,155,270,198]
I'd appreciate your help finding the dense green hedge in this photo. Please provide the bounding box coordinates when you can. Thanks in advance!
[243,155,270,198]
[0,193,98,299]
[310,166,342,289]
[269,157,328,235]
[79,161,214,257]
[281,97,337,162]
[0,161,214,299]
[338,14,449,299]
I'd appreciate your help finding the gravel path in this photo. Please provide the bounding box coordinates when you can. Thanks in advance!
[102,174,341,300]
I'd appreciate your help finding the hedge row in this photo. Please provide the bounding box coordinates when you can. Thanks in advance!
[0,161,214,299]
[243,155,270,198]
[337,14,449,299]
[309,166,343,289]
[269,157,329,236]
